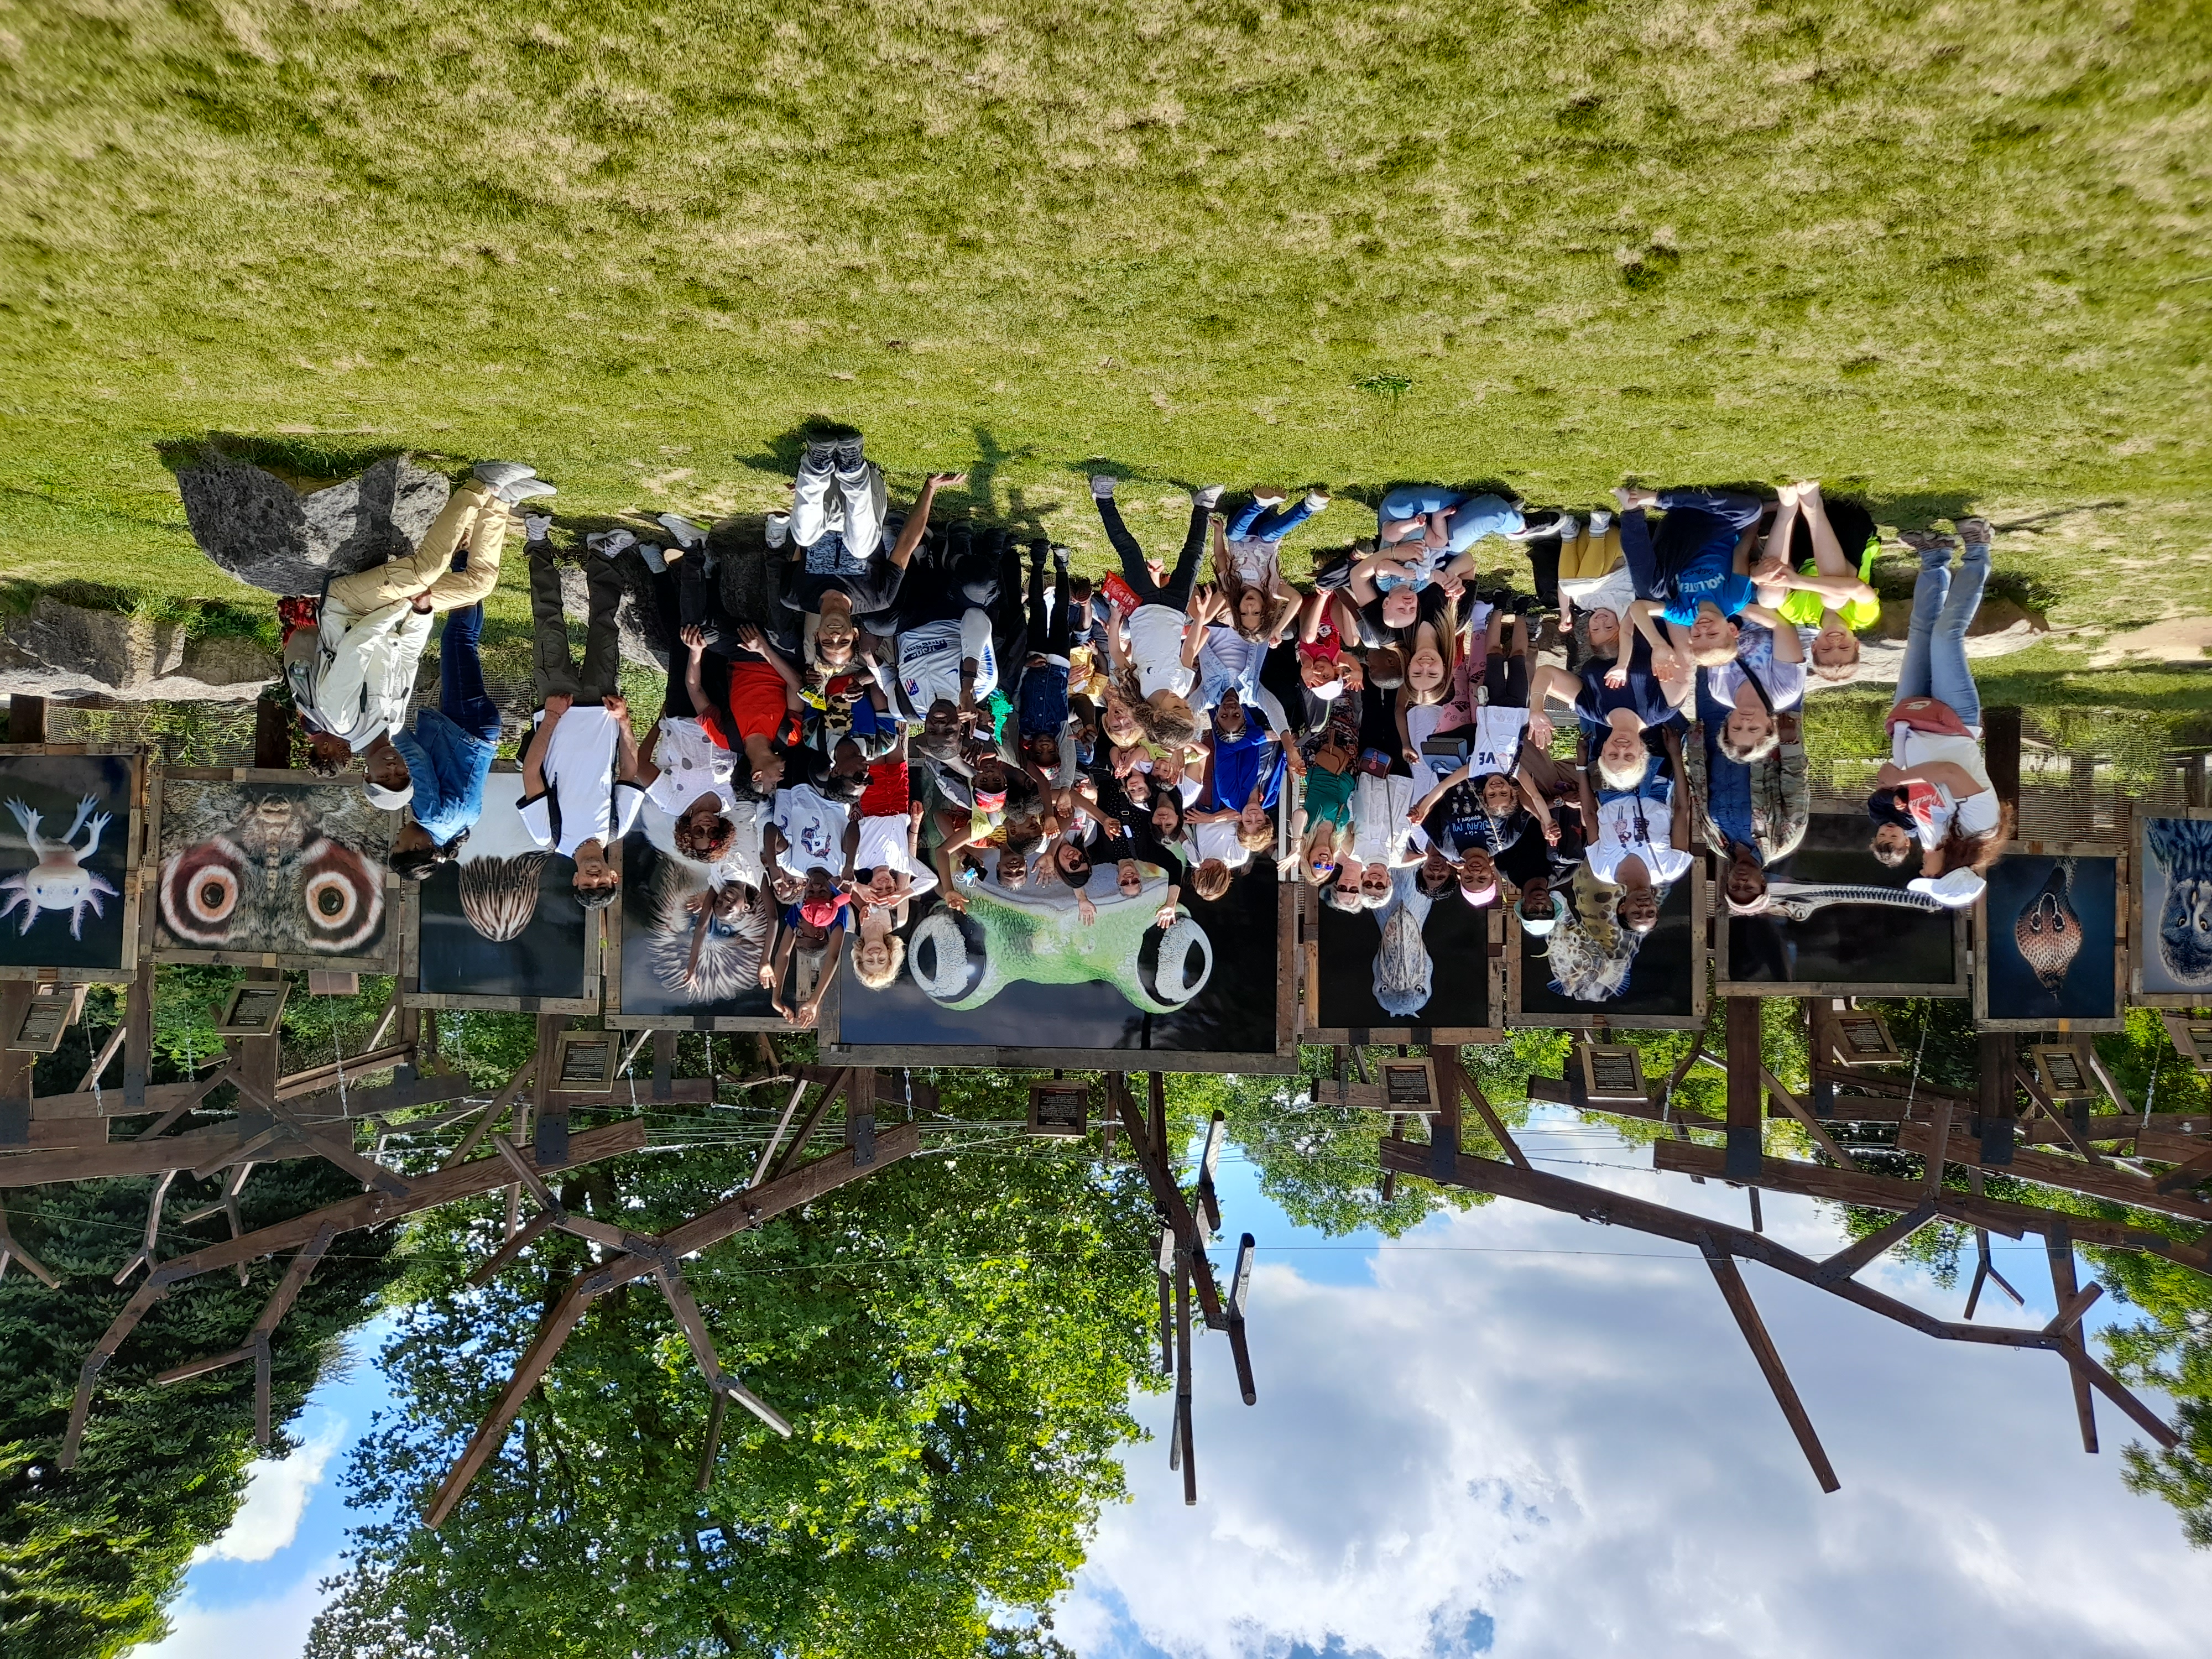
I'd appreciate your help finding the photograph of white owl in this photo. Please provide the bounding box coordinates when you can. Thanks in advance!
[2135,807,2212,1007]
[0,748,139,982]
[401,768,601,1013]
[150,769,397,972]
[1974,848,2123,1032]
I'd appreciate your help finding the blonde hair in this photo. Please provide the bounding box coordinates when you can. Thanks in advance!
[1718,724,1781,764]
[1235,816,1277,852]
[1595,747,1653,791]
[852,933,906,990]
[1191,860,1232,901]
[1113,674,1199,749]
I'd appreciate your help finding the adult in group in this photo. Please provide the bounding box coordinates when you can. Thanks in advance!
[1088,472,1212,755]
[1756,480,1882,685]
[385,598,505,883]
[288,461,552,782]
[1573,726,1697,937]
[1866,518,2010,906]
[782,468,964,678]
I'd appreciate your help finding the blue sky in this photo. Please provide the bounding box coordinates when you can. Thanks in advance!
[138,1111,2212,1658]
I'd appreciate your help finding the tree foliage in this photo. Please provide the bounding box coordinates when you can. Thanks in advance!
[307,1074,1158,1659]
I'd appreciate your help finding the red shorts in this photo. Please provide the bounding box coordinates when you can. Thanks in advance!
[858,761,910,820]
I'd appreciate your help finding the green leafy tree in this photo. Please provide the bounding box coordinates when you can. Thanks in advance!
[307,1077,1158,1659]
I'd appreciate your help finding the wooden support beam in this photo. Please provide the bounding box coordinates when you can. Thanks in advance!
[7,693,48,744]
[1978,1033,2017,1166]
[424,1123,920,1525]
[1428,1045,1463,1176]
[1699,1238,1841,1494]
[765,1070,848,1183]
[652,1030,677,1102]
[2044,1223,2098,1453]
[1812,1203,1939,1287]
[1725,998,1764,1180]
[467,1207,560,1288]
[1174,1247,1196,1507]
[1444,1047,1528,1171]
[1225,1233,1258,1407]
[1108,1075,1227,1327]
[1921,1099,1954,1201]
[0,1198,60,1288]
[441,1057,536,1171]
[752,1077,811,1188]
[121,961,154,1113]
[695,1392,730,1494]
[1760,1066,1855,1170]
[1893,1120,2212,1227]
[531,1013,568,1166]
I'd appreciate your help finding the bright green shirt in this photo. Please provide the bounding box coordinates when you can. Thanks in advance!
[1776,535,1881,632]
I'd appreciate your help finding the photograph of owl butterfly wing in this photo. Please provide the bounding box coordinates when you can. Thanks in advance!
[151,773,397,971]
[1976,849,2120,1030]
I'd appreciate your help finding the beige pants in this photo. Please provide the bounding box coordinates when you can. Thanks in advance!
[325,478,510,614]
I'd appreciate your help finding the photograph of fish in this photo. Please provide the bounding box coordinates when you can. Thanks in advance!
[1311,867,1494,1037]
[153,773,395,969]
[2137,813,2212,1002]
[608,802,780,1028]
[1718,811,1964,997]
[833,848,1284,1061]
[1977,852,2120,1029]
[410,770,596,1009]
[0,750,136,978]
[1515,860,1705,1027]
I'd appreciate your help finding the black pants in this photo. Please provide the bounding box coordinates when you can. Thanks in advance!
[649,565,732,721]
[1026,545,1071,658]
[1096,497,1206,611]
[529,549,623,703]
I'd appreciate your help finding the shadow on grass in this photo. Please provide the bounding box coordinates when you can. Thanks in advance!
[154,432,414,489]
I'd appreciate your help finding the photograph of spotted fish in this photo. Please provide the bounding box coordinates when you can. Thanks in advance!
[150,770,397,972]
[0,748,140,981]
[1974,848,2122,1031]
[403,769,599,1012]
[2135,808,2212,1006]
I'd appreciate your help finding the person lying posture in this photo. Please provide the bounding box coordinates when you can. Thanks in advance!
[1089,473,1209,754]
[289,461,550,782]
[781,428,884,572]
[1700,604,1806,764]
[1865,519,2010,905]
[1573,726,1696,936]
[633,622,743,866]
[758,863,854,1026]
[1211,495,1312,646]
[1612,483,1765,667]
[1756,480,1881,684]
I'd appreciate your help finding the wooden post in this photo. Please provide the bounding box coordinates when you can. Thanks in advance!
[1978,1034,2016,1167]
[530,1013,567,1167]
[1428,1045,1462,1178]
[2044,1222,2098,1454]
[1700,1239,1841,1494]
[253,693,291,769]
[0,984,32,1147]
[1726,998,1764,1180]
[1174,1249,1196,1507]
[6,695,48,745]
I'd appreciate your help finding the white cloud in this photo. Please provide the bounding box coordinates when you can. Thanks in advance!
[140,1553,341,1659]
[189,1418,347,1566]
[1062,1134,2212,1659]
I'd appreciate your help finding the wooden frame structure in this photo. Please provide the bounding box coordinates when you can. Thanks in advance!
[2130,803,2212,1008]
[1296,881,1505,1046]
[1973,839,2127,1033]
[1507,863,1710,1030]
[0,743,147,986]
[396,894,602,1016]
[144,766,401,975]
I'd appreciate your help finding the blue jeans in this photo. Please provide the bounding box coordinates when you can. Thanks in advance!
[440,604,503,742]
[1895,544,1989,729]
[1376,487,1523,555]
[1618,489,1763,603]
[1229,496,1318,544]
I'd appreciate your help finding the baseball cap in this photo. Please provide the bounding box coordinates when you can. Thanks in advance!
[972,785,1008,812]
[364,779,415,810]
[799,895,845,928]
[1458,880,1499,908]
[1517,891,1569,937]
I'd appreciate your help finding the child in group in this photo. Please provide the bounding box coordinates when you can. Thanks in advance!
[1211,501,1310,649]
[1015,540,1080,790]
[759,863,853,1026]
[1185,689,1284,874]
[1286,698,1360,885]
[1613,483,1766,667]
[1865,519,2010,906]
[1089,474,1210,754]
[1704,602,1807,764]
[1755,480,1882,685]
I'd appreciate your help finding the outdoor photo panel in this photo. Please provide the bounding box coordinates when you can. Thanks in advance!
[405,769,597,1011]
[606,805,784,1030]
[1514,860,1705,1027]
[2134,807,2212,1006]
[1718,811,1965,997]
[1976,848,2122,1030]
[1308,869,1496,1040]
[827,848,1289,1067]
[0,747,138,980]
[150,768,397,973]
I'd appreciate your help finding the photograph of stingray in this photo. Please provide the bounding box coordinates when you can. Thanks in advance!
[403,769,599,1013]
[0,748,140,982]
[605,802,782,1031]
[150,769,397,972]
[1974,847,2123,1031]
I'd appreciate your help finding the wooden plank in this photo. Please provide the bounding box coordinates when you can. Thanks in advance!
[1175,1249,1196,1506]
[1726,998,1763,1180]
[1812,1203,1939,1287]
[765,1070,848,1183]
[7,694,48,744]
[2044,1223,2098,1453]
[1893,1120,2212,1226]
[1110,1075,1228,1327]
[532,1012,568,1167]
[441,1056,536,1170]
[1760,1066,1855,1170]
[1978,1032,2017,1166]
[1446,1048,1528,1171]
[1700,1240,1841,1493]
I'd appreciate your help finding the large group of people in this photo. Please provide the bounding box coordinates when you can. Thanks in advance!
[276,437,2011,1015]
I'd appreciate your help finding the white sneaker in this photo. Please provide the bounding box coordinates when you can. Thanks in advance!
[586,529,637,560]
[656,512,707,550]
[522,514,554,542]
[1089,474,1117,500]
[764,512,791,551]
[472,461,536,491]
[1302,490,1332,513]
[1251,489,1288,507]
[1553,514,1580,543]
[1588,509,1613,536]
[1192,484,1225,511]
[497,477,557,505]
[1908,870,1986,909]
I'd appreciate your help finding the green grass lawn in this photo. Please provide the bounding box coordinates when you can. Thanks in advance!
[3,0,2209,676]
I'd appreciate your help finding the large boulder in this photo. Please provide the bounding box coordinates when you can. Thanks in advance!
[176,450,452,596]
[0,596,273,702]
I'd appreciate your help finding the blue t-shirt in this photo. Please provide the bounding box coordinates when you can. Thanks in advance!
[1661,560,1754,625]
[1203,716,1283,813]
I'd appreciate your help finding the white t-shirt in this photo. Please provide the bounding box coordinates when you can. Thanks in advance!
[897,613,999,714]
[645,716,736,816]
[708,800,765,888]
[1586,787,1695,886]
[853,813,938,896]
[1710,623,1807,712]
[1402,702,1449,798]
[519,705,646,857]
[1351,773,1423,867]
[1889,724,2000,842]
[1127,604,1195,698]
[1223,538,1281,589]
[1464,706,1530,780]
[1559,562,1635,623]
[770,784,851,878]
[1189,815,1251,870]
